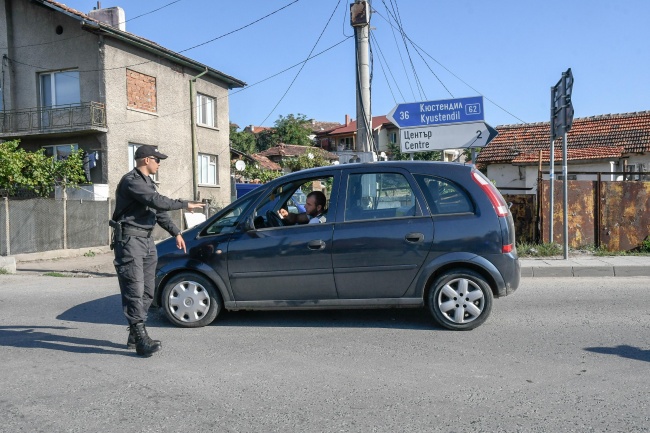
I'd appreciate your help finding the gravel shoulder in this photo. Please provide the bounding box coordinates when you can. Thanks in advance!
[15,248,116,277]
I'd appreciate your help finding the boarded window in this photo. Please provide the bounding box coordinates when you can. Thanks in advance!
[126,69,157,113]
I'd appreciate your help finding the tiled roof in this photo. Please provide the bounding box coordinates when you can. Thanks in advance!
[257,144,339,161]
[476,111,650,165]
[250,154,281,171]
[310,121,343,133]
[326,115,392,135]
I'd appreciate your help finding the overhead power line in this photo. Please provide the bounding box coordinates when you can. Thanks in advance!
[258,0,342,126]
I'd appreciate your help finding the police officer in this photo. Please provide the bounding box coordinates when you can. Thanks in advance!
[111,145,204,357]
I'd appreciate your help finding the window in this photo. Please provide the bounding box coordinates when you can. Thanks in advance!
[338,137,353,150]
[40,70,80,108]
[199,153,218,185]
[345,172,418,221]
[43,144,78,160]
[128,143,158,182]
[414,175,473,215]
[390,132,397,144]
[197,94,215,127]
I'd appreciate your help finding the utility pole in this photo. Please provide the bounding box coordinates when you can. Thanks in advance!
[351,1,372,154]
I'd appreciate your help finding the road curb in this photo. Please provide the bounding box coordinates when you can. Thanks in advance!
[521,265,650,277]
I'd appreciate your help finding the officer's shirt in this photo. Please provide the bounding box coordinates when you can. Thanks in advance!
[113,168,188,236]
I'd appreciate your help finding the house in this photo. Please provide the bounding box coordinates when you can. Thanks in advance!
[256,143,339,171]
[0,0,245,207]
[475,111,650,194]
[315,114,395,159]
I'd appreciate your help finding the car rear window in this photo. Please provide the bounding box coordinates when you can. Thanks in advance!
[414,175,474,215]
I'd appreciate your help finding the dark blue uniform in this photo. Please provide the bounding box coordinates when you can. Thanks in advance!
[112,168,188,325]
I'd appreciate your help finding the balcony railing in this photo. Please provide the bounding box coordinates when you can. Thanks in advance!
[0,101,107,136]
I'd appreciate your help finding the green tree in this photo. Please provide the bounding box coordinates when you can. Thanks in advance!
[229,124,257,155]
[281,150,331,172]
[231,160,282,183]
[0,140,86,197]
[256,128,275,152]
[273,113,313,146]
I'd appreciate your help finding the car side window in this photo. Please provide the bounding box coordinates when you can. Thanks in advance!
[344,172,419,222]
[203,194,256,235]
[414,175,474,215]
[253,176,334,228]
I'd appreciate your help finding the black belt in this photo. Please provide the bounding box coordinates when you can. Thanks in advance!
[122,227,152,238]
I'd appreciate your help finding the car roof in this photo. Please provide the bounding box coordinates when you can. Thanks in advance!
[275,160,474,179]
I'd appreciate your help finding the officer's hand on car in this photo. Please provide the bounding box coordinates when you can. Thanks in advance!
[187,202,206,212]
[175,234,187,253]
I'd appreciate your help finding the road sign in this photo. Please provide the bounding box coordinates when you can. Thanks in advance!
[400,121,498,153]
[387,96,484,128]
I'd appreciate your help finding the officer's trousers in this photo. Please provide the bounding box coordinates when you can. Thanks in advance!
[113,235,157,325]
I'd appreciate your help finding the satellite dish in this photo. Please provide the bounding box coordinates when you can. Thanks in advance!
[235,160,246,171]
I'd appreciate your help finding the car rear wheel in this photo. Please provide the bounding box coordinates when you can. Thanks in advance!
[428,269,493,331]
[161,272,221,328]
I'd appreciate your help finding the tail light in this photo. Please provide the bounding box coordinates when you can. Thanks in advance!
[471,171,509,217]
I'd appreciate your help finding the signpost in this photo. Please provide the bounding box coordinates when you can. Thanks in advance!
[549,68,575,260]
[387,96,485,128]
[399,122,498,152]
[387,96,498,154]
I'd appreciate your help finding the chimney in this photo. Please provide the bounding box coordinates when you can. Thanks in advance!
[345,114,351,126]
[88,5,126,31]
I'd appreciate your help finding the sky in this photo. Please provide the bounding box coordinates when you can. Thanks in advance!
[59,0,650,130]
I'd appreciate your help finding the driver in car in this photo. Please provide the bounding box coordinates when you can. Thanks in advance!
[278,191,327,224]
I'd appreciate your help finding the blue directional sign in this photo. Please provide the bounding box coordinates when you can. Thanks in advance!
[387,96,485,128]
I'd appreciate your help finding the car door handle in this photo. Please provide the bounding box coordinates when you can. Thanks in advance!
[405,232,424,243]
[308,240,326,250]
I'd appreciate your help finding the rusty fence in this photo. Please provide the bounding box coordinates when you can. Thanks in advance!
[502,172,650,251]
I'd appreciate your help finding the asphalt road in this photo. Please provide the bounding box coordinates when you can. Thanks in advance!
[1,275,648,432]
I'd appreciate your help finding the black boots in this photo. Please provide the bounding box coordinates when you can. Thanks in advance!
[127,325,161,349]
[129,322,162,357]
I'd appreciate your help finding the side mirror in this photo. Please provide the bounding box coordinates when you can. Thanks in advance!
[243,215,257,232]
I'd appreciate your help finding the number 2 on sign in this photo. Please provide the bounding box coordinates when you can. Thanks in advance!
[399,111,409,120]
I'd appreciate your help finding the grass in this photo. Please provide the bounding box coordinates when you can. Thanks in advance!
[517,241,650,257]
[83,250,96,258]
[43,272,70,277]
[0,268,8,275]
[517,242,563,257]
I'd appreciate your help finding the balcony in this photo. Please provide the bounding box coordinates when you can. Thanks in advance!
[0,101,108,139]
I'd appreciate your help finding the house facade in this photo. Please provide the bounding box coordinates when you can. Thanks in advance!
[0,0,245,206]
[476,111,650,194]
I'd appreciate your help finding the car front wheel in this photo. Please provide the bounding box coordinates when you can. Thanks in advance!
[428,269,493,331]
[161,272,221,328]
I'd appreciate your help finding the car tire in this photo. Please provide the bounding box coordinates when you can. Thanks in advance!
[161,272,222,328]
[427,269,493,331]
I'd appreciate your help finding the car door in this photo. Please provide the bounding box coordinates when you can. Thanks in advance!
[331,167,433,299]
[226,172,340,302]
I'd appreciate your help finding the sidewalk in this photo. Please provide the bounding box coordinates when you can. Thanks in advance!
[520,255,650,277]
[2,248,650,278]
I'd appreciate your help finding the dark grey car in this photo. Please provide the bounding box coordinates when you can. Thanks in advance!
[154,161,520,331]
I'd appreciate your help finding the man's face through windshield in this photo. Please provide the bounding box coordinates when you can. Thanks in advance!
[303,195,320,217]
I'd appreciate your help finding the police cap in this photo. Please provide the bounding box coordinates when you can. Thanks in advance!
[134,145,168,160]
